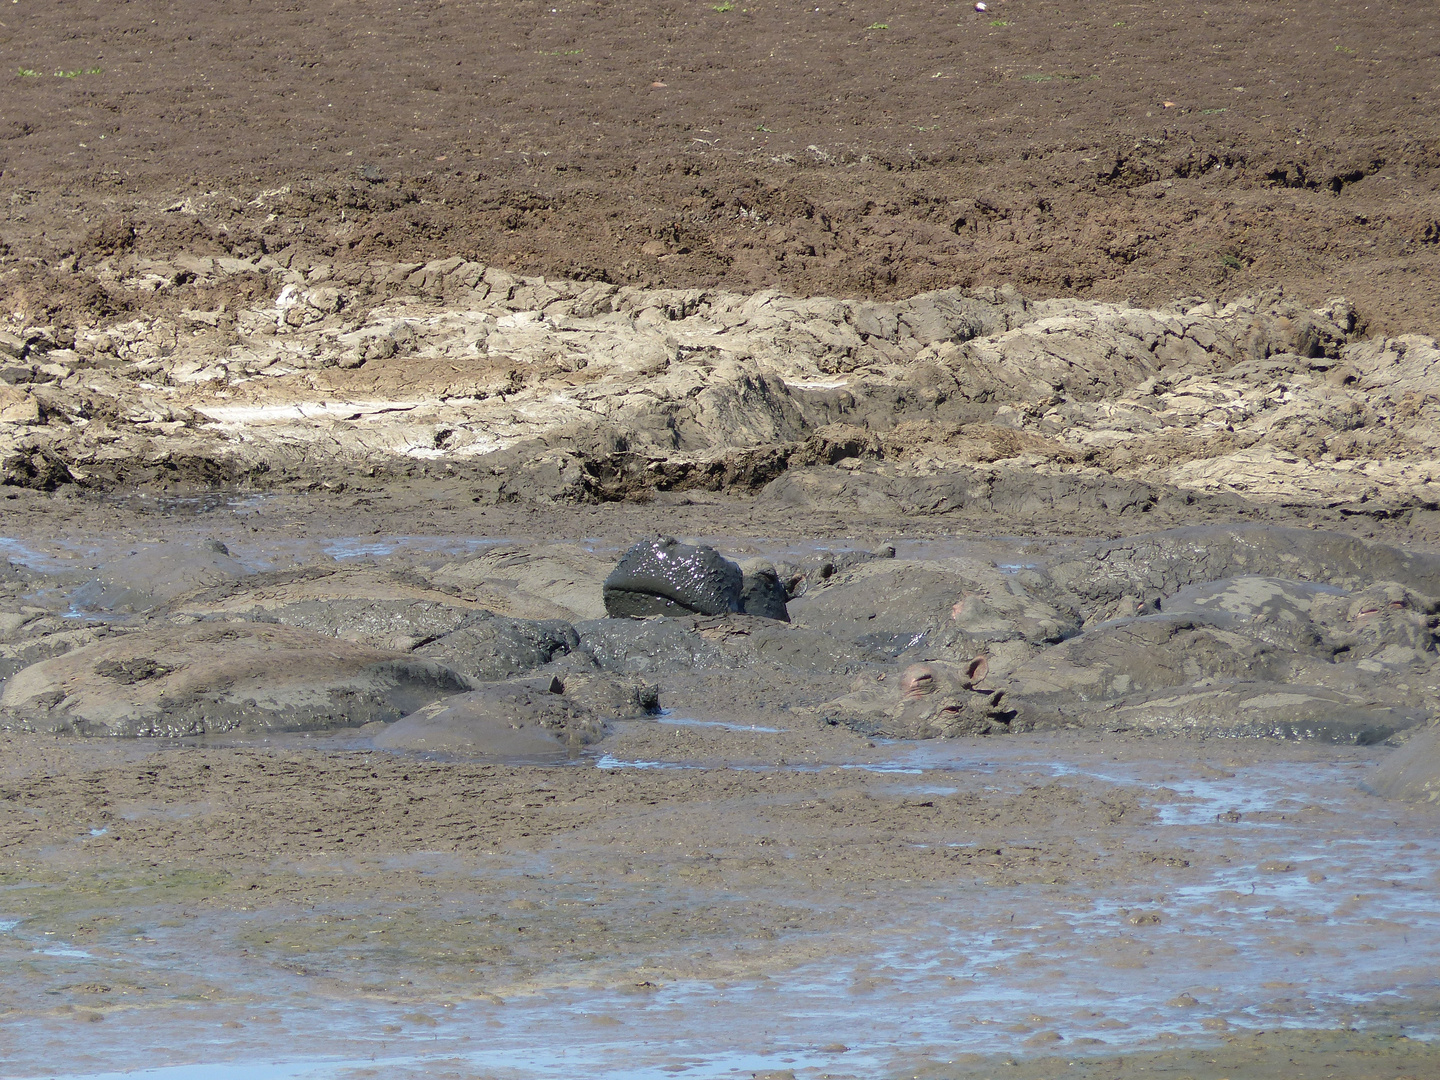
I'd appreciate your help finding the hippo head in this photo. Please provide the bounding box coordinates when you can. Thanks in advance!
[899,656,988,700]
[892,656,1008,738]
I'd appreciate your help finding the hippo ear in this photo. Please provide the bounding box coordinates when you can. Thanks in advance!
[966,656,988,686]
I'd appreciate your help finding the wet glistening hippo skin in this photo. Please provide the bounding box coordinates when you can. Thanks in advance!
[602,536,747,618]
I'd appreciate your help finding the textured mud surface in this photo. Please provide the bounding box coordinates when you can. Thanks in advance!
[4,497,1440,743]
[1,1,1439,334]
[2,730,1439,1080]
[4,2,1440,1075]
[5,266,1440,521]
[1,498,1439,1078]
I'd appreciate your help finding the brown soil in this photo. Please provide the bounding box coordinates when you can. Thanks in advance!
[5,6,1440,1076]
[2,1,1439,334]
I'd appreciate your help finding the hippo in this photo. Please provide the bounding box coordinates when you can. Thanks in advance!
[373,676,605,759]
[737,560,791,622]
[371,672,658,759]
[603,536,743,618]
[0,622,470,737]
[602,536,791,622]
[814,656,1013,738]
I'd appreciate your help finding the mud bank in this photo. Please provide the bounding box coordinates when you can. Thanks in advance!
[4,266,1440,523]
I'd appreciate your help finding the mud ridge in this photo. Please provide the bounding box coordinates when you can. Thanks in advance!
[4,260,1438,519]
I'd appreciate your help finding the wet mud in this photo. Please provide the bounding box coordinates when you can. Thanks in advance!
[0,494,1438,1079]
[1,731,1438,1080]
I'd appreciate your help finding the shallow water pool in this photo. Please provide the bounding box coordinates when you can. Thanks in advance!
[4,738,1438,1080]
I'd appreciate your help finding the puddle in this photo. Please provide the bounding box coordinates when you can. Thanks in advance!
[0,918,96,960]
[319,535,508,562]
[658,713,783,734]
[7,532,519,618]
[594,753,697,771]
[2,737,1440,1080]
[0,536,60,571]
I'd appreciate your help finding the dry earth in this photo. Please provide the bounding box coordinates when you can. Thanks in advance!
[1,1,1439,333]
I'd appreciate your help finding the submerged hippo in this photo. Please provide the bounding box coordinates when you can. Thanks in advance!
[0,622,469,737]
[603,536,789,621]
[372,672,658,759]
[374,677,604,759]
[814,656,1012,738]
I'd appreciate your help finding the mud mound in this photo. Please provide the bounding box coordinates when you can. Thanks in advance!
[1367,724,1440,802]
[1101,683,1425,743]
[68,539,246,614]
[372,678,606,760]
[0,622,468,736]
[1049,525,1440,603]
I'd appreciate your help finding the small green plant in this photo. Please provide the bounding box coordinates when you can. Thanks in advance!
[1335,45,1355,54]
[1201,108,1227,115]
[1220,253,1244,271]
[1113,21,1126,27]
[989,19,1009,26]
[865,22,888,30]
[756,123,773,132]
[19,66,101,77]
[712,1,734,10]
[1022,73,1053,82]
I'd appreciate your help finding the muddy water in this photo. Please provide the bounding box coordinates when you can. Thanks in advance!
[3,735,1438,1080]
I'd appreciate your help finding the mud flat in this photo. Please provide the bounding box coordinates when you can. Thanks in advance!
[4,271,1440,1079]
[0,478,1438,1078]
[0,728,1438,1080]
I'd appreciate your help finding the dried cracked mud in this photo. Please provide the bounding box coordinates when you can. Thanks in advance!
[3,2,1440,1078]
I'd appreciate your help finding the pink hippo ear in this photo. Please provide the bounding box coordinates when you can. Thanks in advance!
[965,656,989,687]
